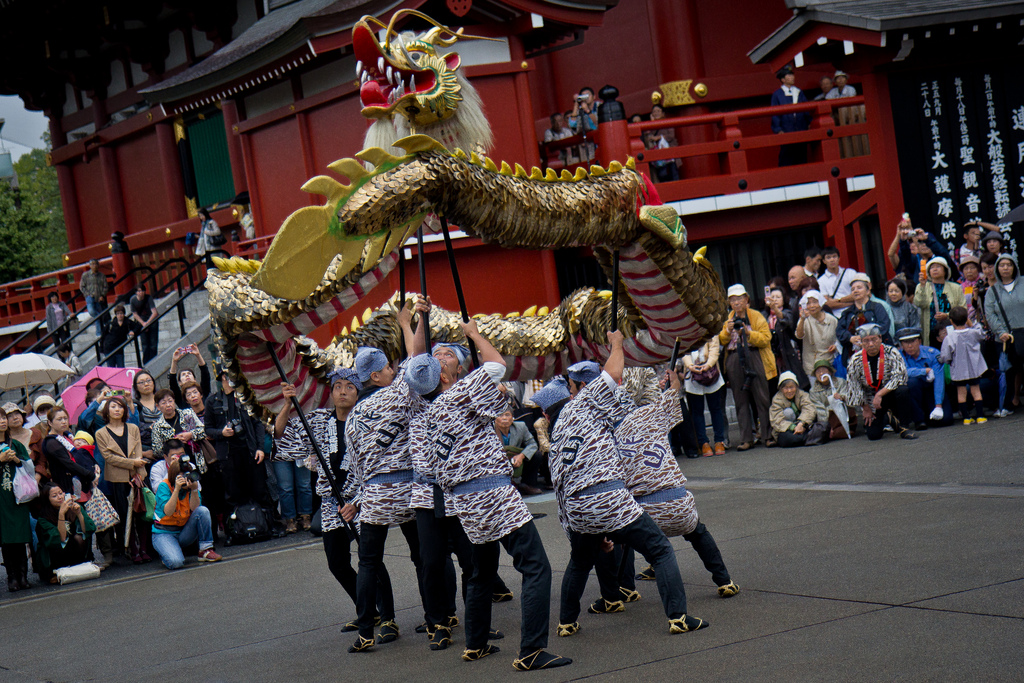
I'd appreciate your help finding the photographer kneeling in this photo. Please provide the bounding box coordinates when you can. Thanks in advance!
[152,440,222,569]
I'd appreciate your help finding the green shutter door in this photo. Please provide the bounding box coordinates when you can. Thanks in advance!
[187,112,235,208]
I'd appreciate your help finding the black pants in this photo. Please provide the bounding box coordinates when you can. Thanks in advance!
[108,481,131,554]
[560,513,687,624]
[864,385,914,440]
[417,509,513,628]
[669,398,699,455]
[1,543,29,583]
[200,461,228,530]
[610,520,731,588]
[466,521,551,653]
[776,430,808,448]
[323,527,390,618]
[224,445,270,507]
[356,521,423,638]
[520,454,542,488]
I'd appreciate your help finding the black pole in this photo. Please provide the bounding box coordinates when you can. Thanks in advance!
[398,249,407,359]
[668,339,682,372]
[264,342,359,543]
[439,217,479,367]
[610,249,620,332]
[416,226,431,353]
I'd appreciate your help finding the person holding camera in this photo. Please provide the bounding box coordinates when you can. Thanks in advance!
[205,369,269,509]
[150,389,206,470]
[35,482,97,582]
[151,441,222,569]
[718,284,777,450]
[567,87,597,162]
[168,344,210,407]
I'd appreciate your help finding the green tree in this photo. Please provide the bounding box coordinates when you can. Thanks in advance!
[0,136,67,283]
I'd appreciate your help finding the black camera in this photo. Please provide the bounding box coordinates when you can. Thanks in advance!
[229,418,245,436]
[576,94,587,103]
[179,455,200,483]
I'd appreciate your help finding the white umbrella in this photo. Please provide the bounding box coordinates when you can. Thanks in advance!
[0,353,75,391]
[825,375,851,439]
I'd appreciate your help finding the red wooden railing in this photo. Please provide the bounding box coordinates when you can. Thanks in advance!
[0,258,115,328]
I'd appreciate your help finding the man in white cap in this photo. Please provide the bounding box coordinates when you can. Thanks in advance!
[718,284,776,450]
[841,323,917,441]
[413,319,571,671]
[825,70,856,99]
[550,330,709,639]
[343,297,431,653]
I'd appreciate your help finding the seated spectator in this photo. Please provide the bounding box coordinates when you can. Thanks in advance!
[808,361,856,439]
[766,284,808,389]
[913,256,965,348]
[206,369,269,508]
[150,389,206,467]
[840,324,917,440]
[646,104,681,183]
[681,337,727,456]
[884,279,919,332]
[795,289,838,379]
[168,344,210,406]
[769,371,826,447]
[897,327,946,428]
[719,284,777,450]
[151,443,221,569]
[102,304,135,368]
[836,274,893,363]
[939,306,989,424]
[494,406,541,496]
[35,482,96,582]
[543,112,577,166]
[824,70,856,99]
[818,247,857,315]
[957,255,983,322]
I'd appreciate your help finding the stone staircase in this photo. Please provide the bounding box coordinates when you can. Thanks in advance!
[0,287,213,405]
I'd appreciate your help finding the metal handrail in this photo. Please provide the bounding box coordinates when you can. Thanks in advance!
[0,265,154,359]
[94,251,227,369]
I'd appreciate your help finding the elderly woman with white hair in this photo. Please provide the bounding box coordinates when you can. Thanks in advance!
[913,255,966,348]
[794,289,838,380]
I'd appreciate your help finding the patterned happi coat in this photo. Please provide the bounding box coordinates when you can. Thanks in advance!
[614,389,699,537]
[344,361,425,526]
[279,409,351,534]
[424,364,533,544]
[549,372,645,536]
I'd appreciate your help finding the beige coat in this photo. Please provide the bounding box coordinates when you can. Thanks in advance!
[95,423,147,483]
[769,389,817,439]
[913,280,966,343]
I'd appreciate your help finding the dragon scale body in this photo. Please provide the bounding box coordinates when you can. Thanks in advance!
[209,144,726,422]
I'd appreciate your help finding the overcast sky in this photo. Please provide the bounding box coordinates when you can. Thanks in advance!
[0,95,49,161]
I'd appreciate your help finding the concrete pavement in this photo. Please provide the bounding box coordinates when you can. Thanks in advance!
[2,415,1023,682]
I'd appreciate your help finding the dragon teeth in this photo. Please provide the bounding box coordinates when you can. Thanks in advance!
[355,60,363,78]
[378,57,385,73]
[386,66,394,84]
[409,74,415,91]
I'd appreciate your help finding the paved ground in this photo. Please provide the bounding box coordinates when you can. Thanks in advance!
[2,415,1023,682]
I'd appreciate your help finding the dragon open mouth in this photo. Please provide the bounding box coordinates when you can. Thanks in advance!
[352,21,450,117]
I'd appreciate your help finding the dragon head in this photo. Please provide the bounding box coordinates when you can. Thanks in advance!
[353,10,498,129]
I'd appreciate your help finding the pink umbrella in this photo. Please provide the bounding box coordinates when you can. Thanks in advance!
[61,366,142,424]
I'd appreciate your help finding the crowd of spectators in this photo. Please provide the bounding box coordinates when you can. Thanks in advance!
[671,215,1022,457]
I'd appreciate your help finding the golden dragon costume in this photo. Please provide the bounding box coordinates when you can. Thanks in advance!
[207,11,727,421]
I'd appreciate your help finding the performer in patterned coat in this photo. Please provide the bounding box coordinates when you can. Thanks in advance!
[548,331,709,638]
[413,319,571,671]
[410,338,512,651]
[606,367,738,601]
[275,368,394,633]
[840,323,918,441]
[344,301,431,653]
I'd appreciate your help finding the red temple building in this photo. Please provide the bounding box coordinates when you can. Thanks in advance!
[2,0,1024,351]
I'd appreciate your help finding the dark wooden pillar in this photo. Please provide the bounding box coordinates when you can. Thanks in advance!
[155,121,188,222]
[48,116,84,252]
[221,99,248,195]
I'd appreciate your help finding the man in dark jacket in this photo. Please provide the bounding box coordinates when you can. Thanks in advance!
[205,369,269,507]
[770,66,811,166]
